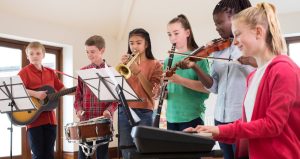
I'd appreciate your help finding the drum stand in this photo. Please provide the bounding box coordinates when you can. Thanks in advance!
[75,65,141,158]
[79,139,110,158]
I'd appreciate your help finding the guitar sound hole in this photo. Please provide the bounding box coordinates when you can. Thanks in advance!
[27,110,31,113]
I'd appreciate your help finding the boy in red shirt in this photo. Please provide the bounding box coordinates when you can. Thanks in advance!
[18,41,65,159]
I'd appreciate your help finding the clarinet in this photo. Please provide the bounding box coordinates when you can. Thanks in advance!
[152,43,176,127]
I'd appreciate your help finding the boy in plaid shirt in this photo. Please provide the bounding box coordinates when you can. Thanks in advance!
[74,35,117,159]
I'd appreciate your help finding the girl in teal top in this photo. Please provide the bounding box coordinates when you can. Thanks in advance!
[165,14,210,131]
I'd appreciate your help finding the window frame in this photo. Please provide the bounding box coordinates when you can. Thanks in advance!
[286,36,300,56]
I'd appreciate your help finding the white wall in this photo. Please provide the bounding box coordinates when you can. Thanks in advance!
[280,11,300,36]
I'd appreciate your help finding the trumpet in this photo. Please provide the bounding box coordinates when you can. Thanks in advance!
[116,51,141,79]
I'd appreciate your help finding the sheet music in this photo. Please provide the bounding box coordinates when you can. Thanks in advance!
[77,67,140,102]
[0,76,36,113]
[104,63,118,88]
[104,63,141,123]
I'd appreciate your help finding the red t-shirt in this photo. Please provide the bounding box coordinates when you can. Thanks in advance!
[18,64,64,129]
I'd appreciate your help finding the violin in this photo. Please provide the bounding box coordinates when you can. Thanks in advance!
[165,38,232,77]
[189,38,232,60]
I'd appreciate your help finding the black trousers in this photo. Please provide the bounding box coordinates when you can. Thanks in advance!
[28,124,57,159]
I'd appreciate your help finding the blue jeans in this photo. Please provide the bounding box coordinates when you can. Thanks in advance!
[215,120,236,159]
[27,124,57,159]
[167,117,204,131]
[78,140,109,159]
[119,107,153,159]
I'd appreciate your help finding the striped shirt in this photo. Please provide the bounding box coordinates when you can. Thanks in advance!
[74,62,118,121]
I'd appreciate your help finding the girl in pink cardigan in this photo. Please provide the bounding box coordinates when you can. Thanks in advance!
[185,2,300,159]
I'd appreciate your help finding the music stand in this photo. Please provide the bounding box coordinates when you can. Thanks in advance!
[0,76,36,159]
[76,65,141,157]
[77,67,141,125]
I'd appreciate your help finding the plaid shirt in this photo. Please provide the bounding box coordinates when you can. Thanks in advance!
[74,62,118,121]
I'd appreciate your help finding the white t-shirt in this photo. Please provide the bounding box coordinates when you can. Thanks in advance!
[244,59,273,122]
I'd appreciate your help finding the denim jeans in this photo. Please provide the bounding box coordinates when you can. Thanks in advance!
[119,107,153,159]
[215,120,236,159]
[27,124,57,159]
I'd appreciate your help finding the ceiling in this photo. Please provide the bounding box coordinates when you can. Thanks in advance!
[0,0,299,39]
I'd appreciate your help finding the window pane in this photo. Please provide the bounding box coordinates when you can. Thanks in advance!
[289,43,300,66]
[43,53,56,69]
[0,47,22,76]
[0,47,22,157]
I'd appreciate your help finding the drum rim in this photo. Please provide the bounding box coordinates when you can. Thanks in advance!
[65,118,111,127]
[65,134,113,143]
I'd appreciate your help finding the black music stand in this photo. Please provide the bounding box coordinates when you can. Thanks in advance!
[0,76,36,159]
[76,66,141,158]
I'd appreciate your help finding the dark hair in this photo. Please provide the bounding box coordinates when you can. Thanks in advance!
[85,35,105,50]
[213,0,252,15]
[168,14,198,51]
[127,28,155,60]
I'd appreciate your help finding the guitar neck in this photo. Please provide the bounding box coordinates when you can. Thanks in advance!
[48,86,76,101]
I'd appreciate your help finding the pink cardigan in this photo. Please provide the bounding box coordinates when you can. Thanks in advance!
[215,55,300,159]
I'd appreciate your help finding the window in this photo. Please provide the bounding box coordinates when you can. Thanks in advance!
[286,36,300,66]
[43,53,57,69]
[0,37,62,159]
[0,47,22,157]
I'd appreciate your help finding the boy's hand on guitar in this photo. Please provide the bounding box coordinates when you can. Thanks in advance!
[34,90,48,100]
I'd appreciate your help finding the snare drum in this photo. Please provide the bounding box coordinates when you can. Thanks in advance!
[65,117,113,143]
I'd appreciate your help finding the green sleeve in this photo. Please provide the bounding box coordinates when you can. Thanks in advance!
[196,59,210,75]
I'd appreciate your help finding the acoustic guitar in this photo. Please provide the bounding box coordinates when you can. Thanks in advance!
[9,85,77,126]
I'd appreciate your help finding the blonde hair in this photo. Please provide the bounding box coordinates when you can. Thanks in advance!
[232,2,287,55]
[26,41,46,55]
